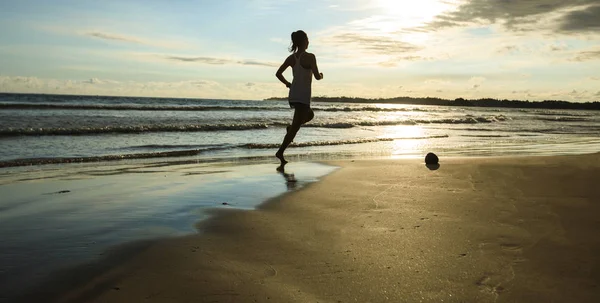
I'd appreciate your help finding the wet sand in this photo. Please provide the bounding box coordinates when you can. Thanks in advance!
[43,154,600,302]
[0,161,335,303]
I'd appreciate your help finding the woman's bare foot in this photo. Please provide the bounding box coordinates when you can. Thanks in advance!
[276,152,288,165]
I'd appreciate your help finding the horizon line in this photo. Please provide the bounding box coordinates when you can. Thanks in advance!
[1,92,599,105]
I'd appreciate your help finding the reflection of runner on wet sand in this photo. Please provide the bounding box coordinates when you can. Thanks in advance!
[277,164,298,190]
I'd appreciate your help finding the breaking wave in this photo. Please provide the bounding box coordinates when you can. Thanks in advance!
[0,135,449,167]
[0,123,271,137]
[535,117,591,122]
[460,135,510,138]
[243,135,448,149]
[0,103,284,112]
[0,116,508,137]
[0,103,435,113]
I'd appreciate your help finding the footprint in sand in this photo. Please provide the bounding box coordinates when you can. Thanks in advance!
[263,265,277,277]
[475,275,505,296]
[500,243,523,253]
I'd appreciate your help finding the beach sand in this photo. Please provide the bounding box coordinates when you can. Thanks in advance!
[39,154,600,302]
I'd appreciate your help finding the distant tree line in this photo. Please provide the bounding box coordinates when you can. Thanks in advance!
[265,96,600,110]
[2,93,598,110]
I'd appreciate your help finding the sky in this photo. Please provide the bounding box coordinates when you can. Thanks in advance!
[0,0,599,102]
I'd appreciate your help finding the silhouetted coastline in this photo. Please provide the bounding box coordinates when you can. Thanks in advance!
[265,96,600,110]
[1,93,598,110]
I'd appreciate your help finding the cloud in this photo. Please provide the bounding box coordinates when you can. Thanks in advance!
[166,56,230,65]
[377,55,433,67]
[82,78,102,84]
[569,89,583,96]
[401,56,431,61]
[572,49,600,61]
[424,79,451,85]
[36,24,191,49]
[559,5,600,32]
[329,33,422,55]
[189,80,219,87]
[548,42,568,52]
[84,31,191,49]
[86,32,144,44]
[0,76,281,99]
[421,0,600,33]
[497,45,518,54]
[165,55,277,67]
[242,60,278,67]
[496,41,571,57]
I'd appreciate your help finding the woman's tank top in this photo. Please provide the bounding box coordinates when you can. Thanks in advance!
[288,52,312,105]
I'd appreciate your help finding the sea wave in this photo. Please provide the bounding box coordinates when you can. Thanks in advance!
[318,106,430,112]
[243,135,448,149]
[0,150,205,168]
[460,135,511,138]
[123,144,233,151]
[0,102,438,113]
[0,116,506,138]
[0,123,271,137]
[305,116,509,128]
[0,115,507,137]
[0,135,449,167]
[0,103,286,112]
[535,117,591,122]
[410,115,509,125]
[531,111,593,117]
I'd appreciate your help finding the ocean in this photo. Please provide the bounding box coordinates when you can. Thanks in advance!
[1,93,599,168]
[0,93,599,301]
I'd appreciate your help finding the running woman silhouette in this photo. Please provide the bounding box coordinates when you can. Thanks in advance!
[275,30,323,166]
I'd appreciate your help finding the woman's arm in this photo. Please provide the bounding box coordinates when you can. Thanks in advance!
[310,54,323,80]
[275,56,294,87]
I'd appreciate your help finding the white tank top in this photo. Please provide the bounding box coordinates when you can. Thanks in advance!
[288,52,312,105]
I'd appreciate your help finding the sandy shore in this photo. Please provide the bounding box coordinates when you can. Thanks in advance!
[44,154,600,302]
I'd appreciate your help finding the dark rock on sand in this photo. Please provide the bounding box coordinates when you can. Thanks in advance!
[425,153,439,165]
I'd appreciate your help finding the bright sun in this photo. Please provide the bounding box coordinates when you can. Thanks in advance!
[372,0,458,29]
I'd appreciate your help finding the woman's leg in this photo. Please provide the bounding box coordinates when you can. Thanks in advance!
[276,105,309,164]
[303,108,314,124]
[286,108,313,133]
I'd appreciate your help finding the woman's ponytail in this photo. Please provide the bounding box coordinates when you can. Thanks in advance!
[289,30,308,53]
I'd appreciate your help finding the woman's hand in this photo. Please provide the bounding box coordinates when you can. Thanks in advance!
[319,73,323,80]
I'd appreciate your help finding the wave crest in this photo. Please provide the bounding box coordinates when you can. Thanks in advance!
[0,115,507,137]
[0,135,450,167]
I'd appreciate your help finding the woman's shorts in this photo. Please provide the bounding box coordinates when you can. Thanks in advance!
[289,102,310,110]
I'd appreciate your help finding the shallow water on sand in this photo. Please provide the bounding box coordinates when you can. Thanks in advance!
[0,160,337,302]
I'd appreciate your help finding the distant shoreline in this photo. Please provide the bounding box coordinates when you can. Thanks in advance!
[265,96,600,110]
[1,92,598,110]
